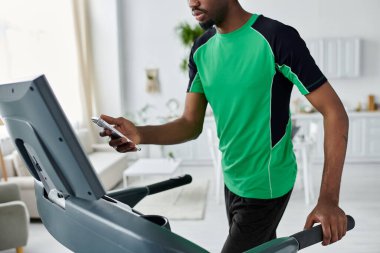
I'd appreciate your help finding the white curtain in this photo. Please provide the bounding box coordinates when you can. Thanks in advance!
[72,0,98,141]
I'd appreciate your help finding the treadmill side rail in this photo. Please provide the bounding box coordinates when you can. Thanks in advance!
[244,237,299,253]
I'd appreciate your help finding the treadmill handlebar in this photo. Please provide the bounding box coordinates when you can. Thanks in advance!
[291,215,355,250]
[147,174,192,195]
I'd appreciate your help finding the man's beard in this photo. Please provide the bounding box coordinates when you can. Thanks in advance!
[199,19,215,30]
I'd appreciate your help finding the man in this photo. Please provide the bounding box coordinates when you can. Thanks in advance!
[100,0,349,252]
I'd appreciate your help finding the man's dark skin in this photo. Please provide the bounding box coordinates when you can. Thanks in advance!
[101,0,349,248]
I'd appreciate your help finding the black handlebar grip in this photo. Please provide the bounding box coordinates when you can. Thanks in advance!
[292,215,355,250]
[147,174,192,195]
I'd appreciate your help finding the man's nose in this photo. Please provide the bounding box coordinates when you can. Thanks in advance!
[189,0,200,8]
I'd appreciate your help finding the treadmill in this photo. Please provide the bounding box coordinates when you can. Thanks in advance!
[0,75,354,253]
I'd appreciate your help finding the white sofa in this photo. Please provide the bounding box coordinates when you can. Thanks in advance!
[75,128,132,190]
[0,128,131,218]
[0,182,29,252]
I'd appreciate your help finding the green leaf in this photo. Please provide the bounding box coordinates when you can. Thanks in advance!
[176,22,205,72]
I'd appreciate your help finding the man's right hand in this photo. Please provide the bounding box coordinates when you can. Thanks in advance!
[99,114,141,153]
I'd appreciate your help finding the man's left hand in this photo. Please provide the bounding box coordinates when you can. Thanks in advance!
[304,201,347,246]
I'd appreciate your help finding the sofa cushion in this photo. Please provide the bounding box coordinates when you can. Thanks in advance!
[1,136,17,177]
[0,136,15,156]
[2,155,16,177]
[2,177,38,218]
[4,176,35,190]
[11,151,31,177]
[88,152,128,190]
[75,129,94,155]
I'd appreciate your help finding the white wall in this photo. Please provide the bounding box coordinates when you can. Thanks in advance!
[89,0,123,117]
[119,0,194,117]
[118,0,380,116]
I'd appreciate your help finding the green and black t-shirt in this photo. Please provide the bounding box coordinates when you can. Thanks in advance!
[187,14,326,199]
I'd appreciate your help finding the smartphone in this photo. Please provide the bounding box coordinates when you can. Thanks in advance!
[91,117,141,151]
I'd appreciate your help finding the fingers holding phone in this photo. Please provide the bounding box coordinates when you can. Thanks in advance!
[93,114,141,152]
[108,137,138,152]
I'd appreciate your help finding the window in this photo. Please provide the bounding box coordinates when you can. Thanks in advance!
[0,0,82,126]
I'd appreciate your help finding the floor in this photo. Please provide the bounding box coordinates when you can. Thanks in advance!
[1,162,379,253]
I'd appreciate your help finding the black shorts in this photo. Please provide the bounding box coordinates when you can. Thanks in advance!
[221,186,293,253]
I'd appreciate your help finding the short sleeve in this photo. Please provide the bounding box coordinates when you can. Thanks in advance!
[187,44,204,93]
[274,25,327,95]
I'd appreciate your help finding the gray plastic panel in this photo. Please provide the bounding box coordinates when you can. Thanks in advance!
[0,76,105,200]
[35,183,208,253]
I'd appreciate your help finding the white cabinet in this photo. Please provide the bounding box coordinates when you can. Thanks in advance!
[347,118,366,159]
[365,118,380,160]
[145,113,380,165]
[306,38,361,79]
[160,117,215,166]
[162,138,212,166]
[293,112,380,163]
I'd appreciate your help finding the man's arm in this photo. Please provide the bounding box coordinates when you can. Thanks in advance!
[138,93,207,144]
[303,81,349,246]
[101,92,208,152]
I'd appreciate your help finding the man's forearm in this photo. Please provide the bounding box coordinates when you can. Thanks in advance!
[137,117,203,145]
[319,111,349,204]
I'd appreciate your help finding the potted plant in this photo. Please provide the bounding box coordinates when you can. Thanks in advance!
[176,22,204,72]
